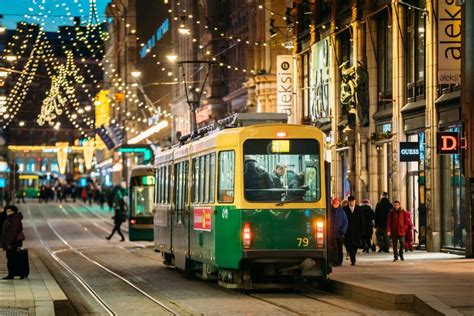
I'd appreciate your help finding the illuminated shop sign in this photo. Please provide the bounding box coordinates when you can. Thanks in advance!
[438,0,461,84]
[437,132,460,154]
[400,142,420,162]
[139,18,170,58]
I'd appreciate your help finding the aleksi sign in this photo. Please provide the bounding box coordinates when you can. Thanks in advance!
[276,55,294,120]
[438,0,461,84]
[400,142,420,162]
[437,132,460,154]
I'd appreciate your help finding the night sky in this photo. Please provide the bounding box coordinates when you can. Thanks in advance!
[0,0,109,31]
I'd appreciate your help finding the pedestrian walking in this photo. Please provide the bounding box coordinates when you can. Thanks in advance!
[0,206,7,241]
[387,200,409,262]
[343,195,364,265]
[1,205,26,279]
[106,198,126,241]
[329,197,348,266]
[81,187,88,203]
[375,192,392,253]
[360,199,375,253]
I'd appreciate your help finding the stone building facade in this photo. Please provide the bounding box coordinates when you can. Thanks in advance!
[292,0,469,255]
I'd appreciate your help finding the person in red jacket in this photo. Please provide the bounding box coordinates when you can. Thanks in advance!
[387,200,409,262]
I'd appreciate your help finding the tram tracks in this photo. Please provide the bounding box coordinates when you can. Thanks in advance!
[247,290,367,315]
[27,204,181,316]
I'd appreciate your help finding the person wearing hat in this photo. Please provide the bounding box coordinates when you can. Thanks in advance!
[329,198,348,266]
[1,205,25,279]
[360,199,375,253]
[375,192,393,253]
[343,195,364,265]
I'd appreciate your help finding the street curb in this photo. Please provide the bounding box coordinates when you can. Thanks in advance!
[327,280,463,315]
[30,249,71,315]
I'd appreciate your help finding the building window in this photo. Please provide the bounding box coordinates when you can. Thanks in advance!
[377,13,392,109]
[339,30,352,67]
[405,0,426,101]
[301,52,311,120]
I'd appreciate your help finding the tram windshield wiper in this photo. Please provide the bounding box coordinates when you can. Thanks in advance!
[275,197,304,206]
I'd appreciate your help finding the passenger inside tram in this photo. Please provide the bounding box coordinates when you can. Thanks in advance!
[243,139,320,203]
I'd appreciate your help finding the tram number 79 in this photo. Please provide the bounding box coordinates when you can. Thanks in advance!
[297,237,309,247]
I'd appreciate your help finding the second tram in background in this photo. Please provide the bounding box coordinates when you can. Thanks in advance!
[153,113,330,289]
[128,166,155,241]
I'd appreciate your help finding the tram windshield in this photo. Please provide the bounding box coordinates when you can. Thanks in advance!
[131,186,154,217]
[243,139,321,203]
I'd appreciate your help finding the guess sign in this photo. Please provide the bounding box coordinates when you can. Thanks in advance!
[193,207,212,231]
[400,142,420,162]
[437,132,460,154]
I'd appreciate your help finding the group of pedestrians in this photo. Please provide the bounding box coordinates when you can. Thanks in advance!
[330,192,414,266]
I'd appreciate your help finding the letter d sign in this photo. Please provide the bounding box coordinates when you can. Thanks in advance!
[437,132,460,154]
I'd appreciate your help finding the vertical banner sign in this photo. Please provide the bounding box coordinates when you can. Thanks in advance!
[276,55,294,120]
[193,207,212,231]
[83,139,95,171]
[438,0,462,84]
[56,142,69,174]
[310,37,331,120]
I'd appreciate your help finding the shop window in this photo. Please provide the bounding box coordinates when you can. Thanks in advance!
[440,126,465,249]
[377,13,392,109]
[405,0,426,101]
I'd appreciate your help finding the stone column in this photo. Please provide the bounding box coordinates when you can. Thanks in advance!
[366,13,380,204]
[424,0,440,252]
[391,0,405,203]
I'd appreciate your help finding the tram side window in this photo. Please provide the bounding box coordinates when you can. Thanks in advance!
[156,165,171,204]
[192,153,216,204]
[175,161,188,224]
[218,151,235,203]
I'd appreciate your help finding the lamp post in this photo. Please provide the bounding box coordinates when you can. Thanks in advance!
[176,60,212,133]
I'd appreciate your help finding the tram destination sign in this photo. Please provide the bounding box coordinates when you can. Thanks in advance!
[400,142,420,162]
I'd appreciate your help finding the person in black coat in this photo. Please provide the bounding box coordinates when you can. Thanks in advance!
[1,205,25,279]
[343,195,364,265]
[375,192,393,253]
[106,199,126,241]
[244,156,273,201]
[360,199,375,253]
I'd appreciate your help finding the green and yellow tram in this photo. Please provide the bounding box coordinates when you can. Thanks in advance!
[153,113,329,289]
[18,172,40,198]
[128,166,155,241]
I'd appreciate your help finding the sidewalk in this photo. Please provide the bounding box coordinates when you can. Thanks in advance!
[327,251,473,315]
[0,249,69,315]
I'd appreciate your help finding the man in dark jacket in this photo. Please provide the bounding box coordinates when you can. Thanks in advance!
[106,199,126,241]
[1,205,25,279]
[244,156,273,201]
[360,199,375,253]
[375,192,392,253]
[343,195,364,265]
[330,198,348,266]
[270,164,286,200]
[387,200,409,262]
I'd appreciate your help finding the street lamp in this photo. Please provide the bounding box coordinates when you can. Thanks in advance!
[131,70,142,78]
[177,60,213,133]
